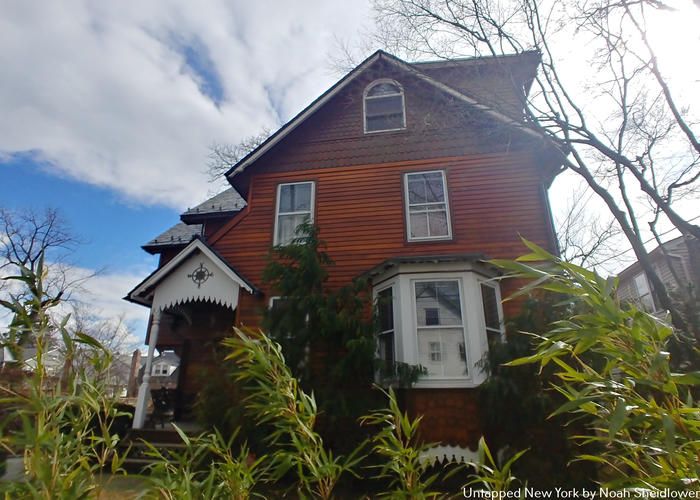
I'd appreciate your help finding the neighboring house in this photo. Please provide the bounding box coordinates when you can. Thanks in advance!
[137,350,180,390]
[126,50,563,455]
[1,345,64,376]
[617,235,700,315]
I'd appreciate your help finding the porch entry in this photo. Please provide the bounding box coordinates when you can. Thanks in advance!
[127,238,254,429]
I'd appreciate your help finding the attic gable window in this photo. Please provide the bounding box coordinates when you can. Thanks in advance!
[274,181,315,246]
[364,80,406,133]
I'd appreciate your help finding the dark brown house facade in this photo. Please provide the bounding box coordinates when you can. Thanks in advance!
[126,50,563,459]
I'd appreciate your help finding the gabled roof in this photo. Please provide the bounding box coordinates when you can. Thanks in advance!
[126,237,257,308]
[617,235,695,281]
[225,50,548,184]
[180,188,245,224]
[143,222,202,254]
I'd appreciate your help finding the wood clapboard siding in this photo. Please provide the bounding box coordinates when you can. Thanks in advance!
[232,58,541,198]
[214,150,554,327]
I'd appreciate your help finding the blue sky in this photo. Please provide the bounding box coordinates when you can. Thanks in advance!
[0,1,373,343]
[1,1,697,347]
[1,154,169,271]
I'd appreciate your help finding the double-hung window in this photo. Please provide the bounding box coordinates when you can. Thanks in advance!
[414,280,467,378]
[405,171,452,240]
[274,181,315,246]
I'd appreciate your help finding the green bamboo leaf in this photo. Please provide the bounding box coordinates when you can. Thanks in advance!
[670,371,700,385]
[662,414,675,453]
[608,399,627,440]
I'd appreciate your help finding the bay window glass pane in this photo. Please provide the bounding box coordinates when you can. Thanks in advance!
[480,284,500,331]
[379,332,395,365]
[415,281,462,326]
[377,288,394,333]
[418,328,467,377]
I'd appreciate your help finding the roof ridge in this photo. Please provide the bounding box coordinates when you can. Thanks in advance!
[410,50,541,67]
[225,49,547,182]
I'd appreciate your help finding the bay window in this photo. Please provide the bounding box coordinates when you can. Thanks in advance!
[371,261,503,388]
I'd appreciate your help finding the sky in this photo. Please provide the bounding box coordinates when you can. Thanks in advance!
[1,1,698,350]
[0,0,373,345]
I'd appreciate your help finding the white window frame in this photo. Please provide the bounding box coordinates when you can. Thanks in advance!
[478,280,506,343]
[273,181,315,246]
[404,170,453,241]
[412,277,469,381]
[363,79,407,134]
[371,263,502,389]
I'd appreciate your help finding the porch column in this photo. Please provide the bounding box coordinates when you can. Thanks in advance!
[132,310,161,429]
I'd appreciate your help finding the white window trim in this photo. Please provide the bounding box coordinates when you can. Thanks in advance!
[478,279,506,343]
[372,265,498,389]
[273,181,315,246]
[411,277,470,382]
[363,79,407,134]
[404,170,453,242]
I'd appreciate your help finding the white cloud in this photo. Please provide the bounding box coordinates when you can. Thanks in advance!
[0,1,372,210]
[0,259,150,349]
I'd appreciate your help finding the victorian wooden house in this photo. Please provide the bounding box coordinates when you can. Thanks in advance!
[126,50,562,460]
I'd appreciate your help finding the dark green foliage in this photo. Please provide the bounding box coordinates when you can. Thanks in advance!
[261,223,379,426]
[465,437,527,493]
[225,328,366,499]
[498,239,700,489]
[262,222,375,390]
[478,293,595,488]
[143,426,265,500]
[0,255,128,498]
[360,387,442,498]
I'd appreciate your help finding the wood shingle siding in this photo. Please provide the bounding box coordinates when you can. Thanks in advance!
[213,150,554,327]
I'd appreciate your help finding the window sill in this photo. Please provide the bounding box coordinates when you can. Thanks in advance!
[412,377,482,389]
[364,127,407,135]
[406,236,454,243]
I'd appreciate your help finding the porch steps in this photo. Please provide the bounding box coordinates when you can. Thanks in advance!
[118,428,192,472]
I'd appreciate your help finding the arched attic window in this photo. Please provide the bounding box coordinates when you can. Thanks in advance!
[363,79,406,133]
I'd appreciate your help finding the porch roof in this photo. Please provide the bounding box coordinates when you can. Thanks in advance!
[125,237,258,311]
